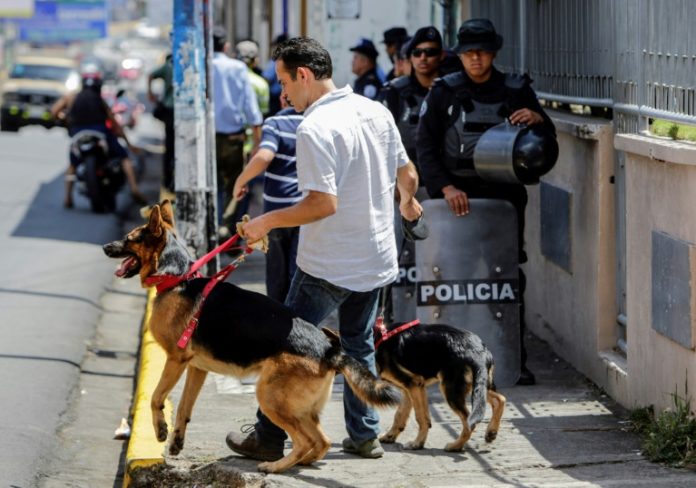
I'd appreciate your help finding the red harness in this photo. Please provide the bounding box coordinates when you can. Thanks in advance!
[373,318,420,349]
[143,233,253,349]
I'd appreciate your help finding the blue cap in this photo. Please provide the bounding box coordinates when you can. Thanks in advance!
[349,38,379,59]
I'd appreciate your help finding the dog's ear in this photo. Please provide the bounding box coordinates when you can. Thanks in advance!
[148,204,163,237]
[159,199,175,227]
[321,327,341,347]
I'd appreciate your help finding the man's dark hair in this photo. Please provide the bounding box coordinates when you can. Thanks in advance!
[272,37,332,80]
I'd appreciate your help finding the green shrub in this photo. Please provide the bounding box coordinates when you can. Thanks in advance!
[630,392,696,469]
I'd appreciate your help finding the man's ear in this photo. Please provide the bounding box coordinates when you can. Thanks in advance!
[148,205,163,237]
[297,66,312,83]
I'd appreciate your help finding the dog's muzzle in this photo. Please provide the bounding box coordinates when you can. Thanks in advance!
[103,241,141,278]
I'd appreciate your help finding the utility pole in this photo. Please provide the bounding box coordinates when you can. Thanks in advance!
[172,0,218,273]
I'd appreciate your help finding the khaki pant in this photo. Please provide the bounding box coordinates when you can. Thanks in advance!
[215,133,245,225]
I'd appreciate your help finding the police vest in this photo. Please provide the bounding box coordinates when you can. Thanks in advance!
[354,69,381,100]
[68,88,108,128]
[441,72,527,177]
[389,76,426,162]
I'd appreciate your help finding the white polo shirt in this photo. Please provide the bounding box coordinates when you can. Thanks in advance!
[295,85,409,292]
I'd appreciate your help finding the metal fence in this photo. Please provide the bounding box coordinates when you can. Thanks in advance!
[471,0,696,131]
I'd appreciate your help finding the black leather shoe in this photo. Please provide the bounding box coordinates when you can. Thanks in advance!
[226,426,284,461]
[517,366,536,386]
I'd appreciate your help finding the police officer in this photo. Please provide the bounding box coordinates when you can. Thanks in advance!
[417,18,556,385]
[349,38,382,100]
[392,39,413,79]
[381,26,409,81]
[383,26,452,168]
[379,27,447,324]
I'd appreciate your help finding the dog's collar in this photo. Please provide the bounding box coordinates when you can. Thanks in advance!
[141,233,256,349]
[374,319,420,348]
[144,234,250,295]
[144,272,203,294]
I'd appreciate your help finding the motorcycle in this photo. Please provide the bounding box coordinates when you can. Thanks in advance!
[104,88,144,130]
[70,130,125,213]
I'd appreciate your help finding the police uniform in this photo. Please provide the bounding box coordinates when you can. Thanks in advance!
[417,18,557,386]
[417,67,555,257]
[382,73,429,163]
[353,68,382,100]
[350,38,382,100]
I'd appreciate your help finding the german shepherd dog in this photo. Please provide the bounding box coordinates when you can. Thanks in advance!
[102,201,400,473]
[374,321,505,451]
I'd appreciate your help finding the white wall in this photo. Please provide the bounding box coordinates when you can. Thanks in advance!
[269,0,437,87]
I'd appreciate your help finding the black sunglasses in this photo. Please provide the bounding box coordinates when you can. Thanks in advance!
[411,47,442,58]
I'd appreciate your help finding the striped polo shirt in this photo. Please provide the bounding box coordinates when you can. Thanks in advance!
[258,108,304,212]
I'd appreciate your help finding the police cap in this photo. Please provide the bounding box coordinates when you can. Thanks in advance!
[350,38,379,60]
[454,18,503,53]
[407,26,442,55]
[382,27,409,45]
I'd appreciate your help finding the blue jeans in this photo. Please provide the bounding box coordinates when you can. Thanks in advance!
[254,268,381,446]
[265,227,299,303]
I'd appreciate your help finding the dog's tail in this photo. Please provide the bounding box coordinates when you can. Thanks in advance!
[468,364,489,430]
[322,330,400,408]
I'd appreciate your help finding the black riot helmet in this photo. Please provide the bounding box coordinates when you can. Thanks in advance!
[512,125,559,184]
[474,122,558,185]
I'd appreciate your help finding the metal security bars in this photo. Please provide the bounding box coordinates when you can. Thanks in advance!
[470,0,696,132]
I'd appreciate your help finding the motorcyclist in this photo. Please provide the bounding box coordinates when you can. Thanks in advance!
[51,65,146,208]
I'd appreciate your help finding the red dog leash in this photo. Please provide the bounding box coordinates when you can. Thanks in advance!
[144,233,254,348]
[144,233,248,294]
[374,318,420,348]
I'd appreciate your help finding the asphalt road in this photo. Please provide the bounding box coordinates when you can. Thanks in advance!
[0,125,131,487]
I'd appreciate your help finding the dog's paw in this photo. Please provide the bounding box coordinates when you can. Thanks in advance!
[379,432,398,444]
[257,461,279,473]
[485,430,498,443]
[403,440,425,450]
[169,435,184,455]
[444,441,464,452]
[155,421,168,442]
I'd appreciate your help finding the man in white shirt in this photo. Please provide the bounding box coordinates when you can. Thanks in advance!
[227,37,421,461]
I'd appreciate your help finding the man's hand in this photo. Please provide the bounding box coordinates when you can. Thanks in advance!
[239,214,271,246]
[232,177,248,201]
[509,108,544,126]
[400,197,423,222]
[442,185,469,216]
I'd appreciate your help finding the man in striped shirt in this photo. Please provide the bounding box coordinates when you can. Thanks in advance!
[233,102,303,302]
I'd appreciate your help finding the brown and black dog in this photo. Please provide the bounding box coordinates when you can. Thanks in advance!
[103,201,400,473]
[374,321,505,451]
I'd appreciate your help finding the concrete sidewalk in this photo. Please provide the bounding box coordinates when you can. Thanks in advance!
[124,250,695,488]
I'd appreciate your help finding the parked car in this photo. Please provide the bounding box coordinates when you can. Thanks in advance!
[0,56,79,132]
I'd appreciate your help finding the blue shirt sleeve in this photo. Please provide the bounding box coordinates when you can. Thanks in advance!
[240,68,263,126]
[259,119,280,152]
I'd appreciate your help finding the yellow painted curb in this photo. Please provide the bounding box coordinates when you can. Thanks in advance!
[123,288,172,487]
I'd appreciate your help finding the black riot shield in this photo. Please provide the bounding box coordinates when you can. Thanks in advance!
[391,238,418,323]
[415,198,521,386]
[389,188,429,324]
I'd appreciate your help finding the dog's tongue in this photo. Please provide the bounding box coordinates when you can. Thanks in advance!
[115,256,136,277]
